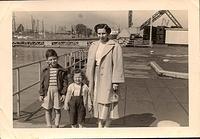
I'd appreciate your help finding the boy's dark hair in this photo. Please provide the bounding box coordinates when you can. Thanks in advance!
[94,23,111,34]
[45,49,58,59]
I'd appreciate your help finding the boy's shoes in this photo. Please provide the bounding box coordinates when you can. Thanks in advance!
[71,124,84,128]
[48,125,59,128]
[51,125,59,128]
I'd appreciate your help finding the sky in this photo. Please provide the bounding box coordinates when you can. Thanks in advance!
[14,10,188,32]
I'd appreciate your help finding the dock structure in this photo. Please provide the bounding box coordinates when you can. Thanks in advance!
[13,45,188,128]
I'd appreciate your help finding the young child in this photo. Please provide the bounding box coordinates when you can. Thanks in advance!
[64,69,92,128]
[39,49,68,128]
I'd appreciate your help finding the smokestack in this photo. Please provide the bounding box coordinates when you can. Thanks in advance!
[31,16,36,32]
[42,20,44,33]
[36,19,39,33]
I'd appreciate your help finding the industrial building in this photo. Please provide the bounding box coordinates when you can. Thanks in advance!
[118,10,188,47]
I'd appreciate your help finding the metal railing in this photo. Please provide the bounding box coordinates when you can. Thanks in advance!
[13,50,88,118]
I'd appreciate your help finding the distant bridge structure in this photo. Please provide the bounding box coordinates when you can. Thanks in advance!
[12,38,98,47]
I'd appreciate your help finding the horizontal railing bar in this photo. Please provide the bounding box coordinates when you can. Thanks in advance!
[13,60,45,70]
[13,81,40,96]
[13,59,86,96]
[57,53,70,58]
[69,59,86,67]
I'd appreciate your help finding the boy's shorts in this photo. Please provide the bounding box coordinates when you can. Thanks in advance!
[42,86,61,110]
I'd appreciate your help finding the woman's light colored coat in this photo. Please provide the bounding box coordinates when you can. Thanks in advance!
[86,40,125,104]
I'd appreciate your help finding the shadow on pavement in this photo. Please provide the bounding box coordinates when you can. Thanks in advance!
[111,113,156,127]
[62,113,156,128]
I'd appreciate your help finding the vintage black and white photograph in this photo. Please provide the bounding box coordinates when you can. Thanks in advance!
[0,0,199,138]
[12,10,189,128]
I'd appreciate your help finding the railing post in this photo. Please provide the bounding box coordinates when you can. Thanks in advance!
[16,68,20,118]
[84,50,87,65]
[39,61,41,81]
[73,52,76,69]
[79,51,82,69]
[80,50,83,61]
[69,53,72,67]
[64,54,67,68]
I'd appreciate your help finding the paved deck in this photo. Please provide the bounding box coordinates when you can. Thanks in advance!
[13,46,188,128]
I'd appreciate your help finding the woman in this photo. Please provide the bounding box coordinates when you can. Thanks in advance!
[86,23,125,128]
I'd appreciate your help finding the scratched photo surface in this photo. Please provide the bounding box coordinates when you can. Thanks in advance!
[12,10,188,128]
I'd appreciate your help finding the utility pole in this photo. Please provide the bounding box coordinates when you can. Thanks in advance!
[42,20,44,33]
[31,16,33,32]
[51,25,53,34]
[43,22,45,39]
[149,15,153,47]
[42,20,45,39]
[36,19,39,33]
[13,12,16,33]
[55,25,57,34]
[85,27,87,38]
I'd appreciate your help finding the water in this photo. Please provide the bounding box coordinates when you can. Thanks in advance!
[13,47,82,67]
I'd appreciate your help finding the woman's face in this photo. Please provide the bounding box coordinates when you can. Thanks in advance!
[97,28,109,43]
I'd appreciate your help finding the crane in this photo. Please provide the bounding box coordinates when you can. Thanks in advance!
[140,10,183,30]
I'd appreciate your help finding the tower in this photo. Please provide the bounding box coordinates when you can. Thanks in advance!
[36,19,39,33]
[128,10,133,28]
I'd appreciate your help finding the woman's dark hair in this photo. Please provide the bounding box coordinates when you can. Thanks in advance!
[94,23,111,34]
[45,49,58,59]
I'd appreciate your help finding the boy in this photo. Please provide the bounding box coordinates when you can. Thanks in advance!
[39,49,68,128]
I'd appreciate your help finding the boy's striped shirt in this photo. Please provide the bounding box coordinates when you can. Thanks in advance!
[49,68,58,86]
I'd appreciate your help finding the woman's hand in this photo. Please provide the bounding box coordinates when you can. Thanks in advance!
[113,83,119,91]
[88,104,93,112]
[60,95,66,102]
[88,104,93,115]
[63,104,69,111]
[39,96,44,102]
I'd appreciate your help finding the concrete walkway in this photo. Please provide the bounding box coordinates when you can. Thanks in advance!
[13,46,188,128]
